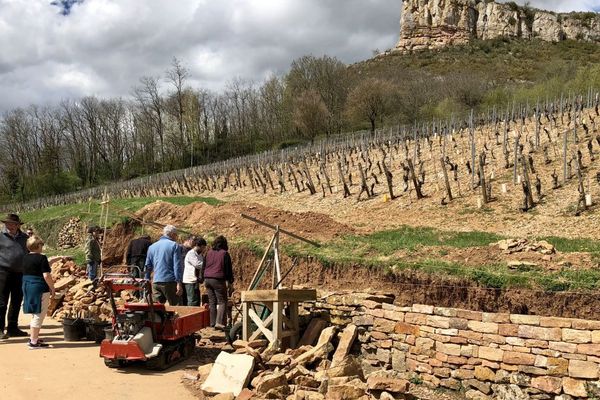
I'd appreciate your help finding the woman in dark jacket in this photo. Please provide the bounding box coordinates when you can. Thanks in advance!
[202,236,233,328]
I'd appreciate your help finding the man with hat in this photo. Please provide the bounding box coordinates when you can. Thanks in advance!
[84,226,102,281]
[0,214,29,338]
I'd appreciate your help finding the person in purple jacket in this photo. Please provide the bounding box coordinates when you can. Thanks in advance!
[144,225,183,305]
[202,235,234,328]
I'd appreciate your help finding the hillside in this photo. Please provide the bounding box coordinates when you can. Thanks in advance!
[22,98,600,319]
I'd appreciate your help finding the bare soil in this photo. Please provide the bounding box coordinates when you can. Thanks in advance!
[93,198,600,320]
[230,247,600,320]
[0,315,196,400]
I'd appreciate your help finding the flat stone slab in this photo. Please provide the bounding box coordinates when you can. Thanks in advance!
[201,352,255,396]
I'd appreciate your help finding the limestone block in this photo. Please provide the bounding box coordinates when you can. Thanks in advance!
[394,322,419,335]
[474,365,495,381]
[530,376,562,394]
[502,351,535,366]
[478,346,504,362]
[331,324,357,367]
[412,304,434,314]
[510,314,540,325]
[468,321,499,334]
[549,341,577,353]
[577,343,600,357]
[201,352,255,396]
[518,325,561,341]
[562,328,592,344]
[569,359,599,379]
[539,317,572,328]
[562,377,588,397]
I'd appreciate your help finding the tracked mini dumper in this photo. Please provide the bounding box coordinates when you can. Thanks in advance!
[99,272,209,370]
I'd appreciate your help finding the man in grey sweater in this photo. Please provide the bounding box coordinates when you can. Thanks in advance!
[0,214,29,339]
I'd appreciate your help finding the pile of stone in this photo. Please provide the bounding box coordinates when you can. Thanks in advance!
[494,239,556,255]
[48,256,128,322]
[57,218,83,249]
[194,321,414,400]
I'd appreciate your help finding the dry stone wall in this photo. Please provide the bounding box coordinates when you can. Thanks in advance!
[303,292,600,399]
[396,0,600,52]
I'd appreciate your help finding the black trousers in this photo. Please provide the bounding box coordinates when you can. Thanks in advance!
[204,278,227,327]
[0,267,23,331]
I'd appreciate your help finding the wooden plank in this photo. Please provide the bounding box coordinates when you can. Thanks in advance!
[289,302,299,348]
[242,302,250,341]
[248,309,274,342]
[273,301,282,346]
[241,289,316,303]
[247,232,276,291]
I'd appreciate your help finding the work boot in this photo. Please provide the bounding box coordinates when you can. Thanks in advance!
[7,328,28,337]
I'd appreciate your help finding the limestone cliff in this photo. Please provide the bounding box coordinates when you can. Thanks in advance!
[396,0,600,52]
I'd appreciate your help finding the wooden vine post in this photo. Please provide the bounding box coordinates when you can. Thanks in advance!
[440,156,453,201]
[407,158,424,199]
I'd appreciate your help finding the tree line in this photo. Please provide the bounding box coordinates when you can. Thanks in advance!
[2,41,600,203]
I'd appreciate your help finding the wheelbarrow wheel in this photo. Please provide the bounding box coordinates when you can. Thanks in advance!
[228,321,243,343]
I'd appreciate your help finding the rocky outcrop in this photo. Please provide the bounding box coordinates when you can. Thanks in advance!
[396,0,600,52]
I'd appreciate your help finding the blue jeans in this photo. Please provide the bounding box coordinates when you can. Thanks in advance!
[87,261,98,280]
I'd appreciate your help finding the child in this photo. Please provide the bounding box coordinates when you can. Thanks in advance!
[22,236,55,349]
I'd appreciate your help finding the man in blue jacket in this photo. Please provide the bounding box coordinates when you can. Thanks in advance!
[144,225,183,305]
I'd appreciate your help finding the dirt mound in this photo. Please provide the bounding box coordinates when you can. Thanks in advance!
[135,200,354,242]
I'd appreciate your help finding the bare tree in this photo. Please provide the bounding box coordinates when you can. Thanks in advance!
[293,89,330,143]
[346,78,394,134]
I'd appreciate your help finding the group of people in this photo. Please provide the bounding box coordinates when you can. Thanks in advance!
[0,213,55,348]
[130,225,234,329]
[0,215,234,350]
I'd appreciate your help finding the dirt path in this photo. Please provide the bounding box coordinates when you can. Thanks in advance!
[0,315,195,400]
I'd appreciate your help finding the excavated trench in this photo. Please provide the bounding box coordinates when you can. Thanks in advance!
[102,222,600,321]
[231,248,600,320]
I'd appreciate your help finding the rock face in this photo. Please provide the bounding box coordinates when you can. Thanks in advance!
[395,0,600,52]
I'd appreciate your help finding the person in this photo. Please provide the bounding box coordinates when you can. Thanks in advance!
[22,235,55,349]
[144,225,183,305]
[126,235,152,279]
[84,226,101,280]
[0,213,29,339]
[179,235,195,306]
[183,237,207,306]
[203,235,234,328]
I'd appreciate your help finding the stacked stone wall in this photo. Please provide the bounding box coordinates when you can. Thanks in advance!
[304,292,600,399]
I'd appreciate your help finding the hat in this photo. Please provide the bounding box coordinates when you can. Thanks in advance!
[2,214,23,225]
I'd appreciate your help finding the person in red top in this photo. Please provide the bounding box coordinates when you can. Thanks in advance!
[202,235,234,328]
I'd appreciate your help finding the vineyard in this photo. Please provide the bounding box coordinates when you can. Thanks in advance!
[9,92,600,239]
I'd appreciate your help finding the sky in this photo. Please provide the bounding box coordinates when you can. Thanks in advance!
[0,0,598,112]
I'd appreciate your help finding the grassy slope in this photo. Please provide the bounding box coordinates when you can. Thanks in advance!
[24,196,600,293]
[25,196,222,252]
[352,38,600,84]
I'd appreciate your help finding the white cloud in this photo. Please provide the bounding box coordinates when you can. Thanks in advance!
[0,0,598,112]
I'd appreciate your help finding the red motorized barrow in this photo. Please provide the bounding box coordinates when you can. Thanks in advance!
[98,272,209,369]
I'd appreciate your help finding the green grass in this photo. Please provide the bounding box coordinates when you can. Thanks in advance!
[21,196,223,247]
[45,247,86,266]
[22,196,222,226]
[269,225,600,292]
[538,236,600,253]
[282,226,503,264]
[21,193,600,293]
